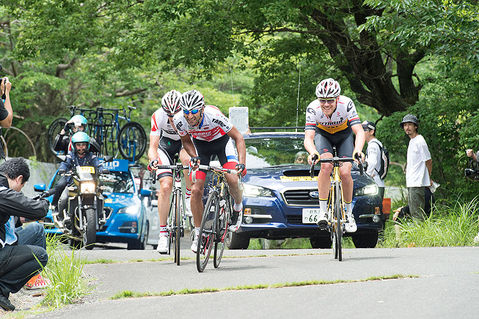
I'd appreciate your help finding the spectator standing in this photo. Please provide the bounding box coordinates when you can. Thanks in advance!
[0,158,49,311]
[400,114,432,221]
[362,121,385,199]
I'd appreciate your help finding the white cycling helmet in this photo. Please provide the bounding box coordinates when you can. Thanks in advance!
[315,78,341,98]
[161,90,182,115]
[180,90,204,112]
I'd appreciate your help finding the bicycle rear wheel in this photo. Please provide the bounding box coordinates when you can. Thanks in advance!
[196,190,218,272]
[213,195,230,268]
[47,117,68,154]
[174,189,182,266]
[333,182,343,261]
[118,122,147,161]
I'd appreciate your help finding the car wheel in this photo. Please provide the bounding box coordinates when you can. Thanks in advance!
[225,232,250,249]
[352,230,379,248]
[309,236,332,249]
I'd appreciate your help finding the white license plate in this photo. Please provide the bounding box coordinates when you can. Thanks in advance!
[302,208,321,224]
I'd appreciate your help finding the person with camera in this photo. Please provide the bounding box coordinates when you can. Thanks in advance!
[0,158,49,311]
[53,114,100,154]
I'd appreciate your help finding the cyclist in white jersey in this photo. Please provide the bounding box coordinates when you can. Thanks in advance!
[174,90,246,253]
[147,90,192,254]
[304,78,365,233]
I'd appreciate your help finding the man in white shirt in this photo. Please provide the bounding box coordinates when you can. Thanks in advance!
[400,114,432,220]
[362,121,385,199]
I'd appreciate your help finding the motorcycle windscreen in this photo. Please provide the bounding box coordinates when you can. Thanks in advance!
[76,166,96,181]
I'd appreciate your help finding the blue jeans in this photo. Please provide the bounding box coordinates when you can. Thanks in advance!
[15,222,46,249]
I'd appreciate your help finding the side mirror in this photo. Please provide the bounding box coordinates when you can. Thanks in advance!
[34,184,46,192]
[140,189,151,197]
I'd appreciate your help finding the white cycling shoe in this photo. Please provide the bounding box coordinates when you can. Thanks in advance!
[345,214,357,233]
[191,233,199,253]
[317,211,328,229]
[156,235,169,254]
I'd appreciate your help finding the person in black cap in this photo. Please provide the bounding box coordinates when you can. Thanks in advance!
[362,120,385,199]
[400,114,432,221]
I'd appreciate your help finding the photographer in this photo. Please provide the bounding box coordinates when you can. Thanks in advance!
[0,158,49,311]
[0,77,13,129]
[53,114,100,154]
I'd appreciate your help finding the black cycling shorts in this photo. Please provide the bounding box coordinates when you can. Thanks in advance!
[314,130,354,157]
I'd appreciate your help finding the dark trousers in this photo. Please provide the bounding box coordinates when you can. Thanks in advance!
[0,244,48,297]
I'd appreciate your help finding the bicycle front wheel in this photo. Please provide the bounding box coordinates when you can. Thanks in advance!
[174,188,182,266]
[196,190,218,272]
[47,117,68,155]
[333,182,343,261]
[213,195,230,268]
[118,122,147,161]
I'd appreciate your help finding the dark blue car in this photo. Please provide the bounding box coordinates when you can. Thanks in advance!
[35,158,150,249]
[226,132,384,249]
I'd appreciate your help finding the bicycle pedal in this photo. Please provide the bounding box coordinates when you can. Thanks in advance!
[316,220,328,230]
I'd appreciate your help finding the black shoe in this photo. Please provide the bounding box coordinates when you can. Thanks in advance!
[317,220,328,230]
[0,294,15,311]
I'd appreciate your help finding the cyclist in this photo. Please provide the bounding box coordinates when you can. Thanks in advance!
[173,90,246,253]
[304,78,365,233]
[53,114,100,154]
[147,90,193,254]
[47,132,105,221]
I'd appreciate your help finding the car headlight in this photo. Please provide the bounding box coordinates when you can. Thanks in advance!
[80,181,96,194]
[243,184,274,197]
[354,184,378,196]
[118,205,141,215]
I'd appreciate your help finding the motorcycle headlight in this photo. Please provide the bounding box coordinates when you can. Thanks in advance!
[354,184,378,196]
[243,184,274,198]
[80,181,96,194]
[118,205,140,216]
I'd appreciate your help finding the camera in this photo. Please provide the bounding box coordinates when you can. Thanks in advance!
[465,168,479,180]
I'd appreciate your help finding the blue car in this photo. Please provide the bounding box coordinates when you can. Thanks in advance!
[35,158,150,250]
[226,132,384,249]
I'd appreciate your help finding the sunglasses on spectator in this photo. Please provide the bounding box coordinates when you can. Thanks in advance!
[319,98,336,104]
[183,109,200,115]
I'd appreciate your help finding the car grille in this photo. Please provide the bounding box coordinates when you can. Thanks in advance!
[282,189,319,206]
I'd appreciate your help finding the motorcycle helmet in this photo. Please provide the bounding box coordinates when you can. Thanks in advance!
[71,131,90,150]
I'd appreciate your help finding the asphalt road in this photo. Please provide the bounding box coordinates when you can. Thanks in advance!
[28,245,479,319]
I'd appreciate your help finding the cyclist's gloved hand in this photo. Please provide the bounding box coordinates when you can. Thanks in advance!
[235,163,247,177]
[189,156,201,169]
[308,152,320,165]
[148,159,158,171]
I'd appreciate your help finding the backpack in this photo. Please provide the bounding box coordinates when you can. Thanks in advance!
[369,140,389,180]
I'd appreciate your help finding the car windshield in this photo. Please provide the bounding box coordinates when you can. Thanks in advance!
[246,136,308,169]
[100,171,135,193]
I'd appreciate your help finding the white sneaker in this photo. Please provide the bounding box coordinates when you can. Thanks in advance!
[191,233,199,253]
[345,214,357,233]
[156,235,169,254]
[185,197,192,217]
[317,211,328,229]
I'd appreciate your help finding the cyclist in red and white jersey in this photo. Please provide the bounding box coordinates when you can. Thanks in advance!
[147,90,192,254]
[304,78,365,233]
[174,90,246,252]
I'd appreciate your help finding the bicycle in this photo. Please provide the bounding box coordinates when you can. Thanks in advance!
[309,149,363,261]
[152,162,189,265]
[194,165,240,272]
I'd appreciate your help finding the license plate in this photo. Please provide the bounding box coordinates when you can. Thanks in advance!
[78,166,95,173]
[302,208,321,224]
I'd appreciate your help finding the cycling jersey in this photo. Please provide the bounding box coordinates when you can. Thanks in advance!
[174,105,233,142]
[305,96,361,136]
[151,108,180,141]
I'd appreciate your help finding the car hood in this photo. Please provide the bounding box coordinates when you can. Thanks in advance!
[243,165,374,191]
[103,192,141,209]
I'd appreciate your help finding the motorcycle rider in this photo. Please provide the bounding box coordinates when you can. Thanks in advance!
[47,132,106,222]
[53,114,101,154]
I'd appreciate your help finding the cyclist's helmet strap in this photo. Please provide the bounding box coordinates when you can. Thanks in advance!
[161,90,182,115]
[179,90,205,112]
[71,132,90,149]
[315,78,341,98]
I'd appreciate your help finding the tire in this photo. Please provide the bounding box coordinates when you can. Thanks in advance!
[214,196,230,268]
[84,208,97,250]
[47,118,68,155]
[352,231,379,248]
[225,231,250,249]
[333,182,342,261]
[118,122,147,161]
[174,189,182,266]
[309,236,332,249]
[196,191,218,272]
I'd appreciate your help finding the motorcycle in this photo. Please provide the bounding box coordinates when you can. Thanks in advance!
[52,164,110,249]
